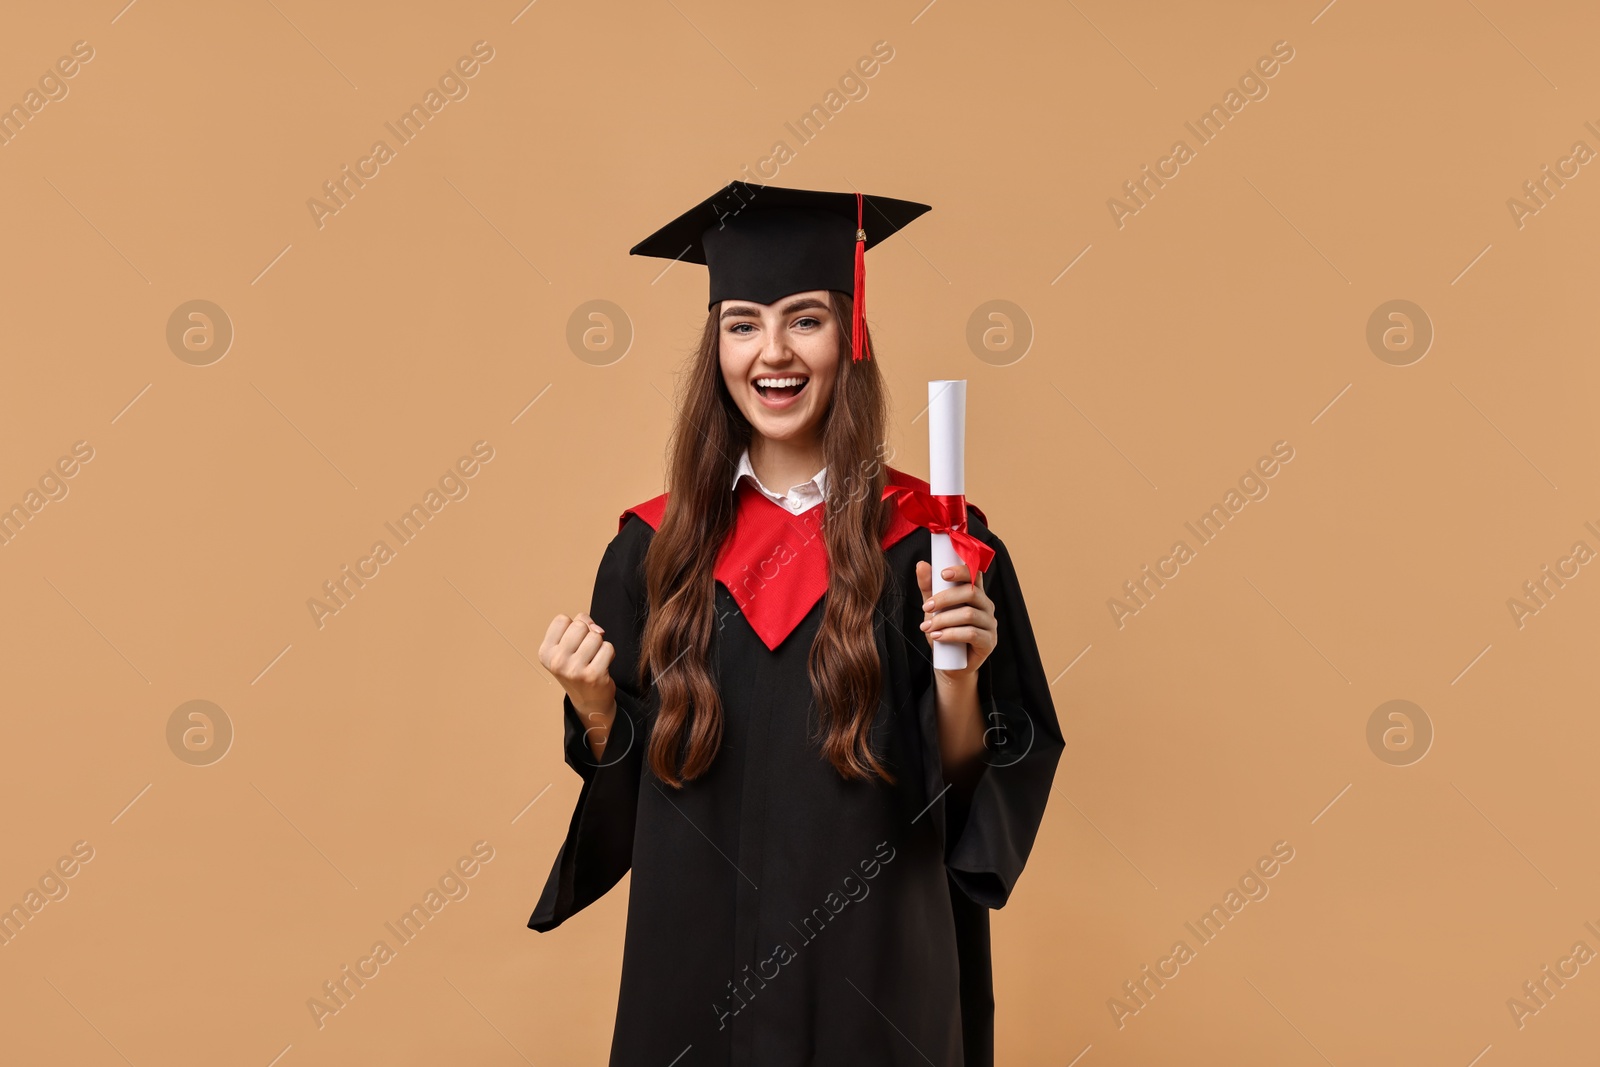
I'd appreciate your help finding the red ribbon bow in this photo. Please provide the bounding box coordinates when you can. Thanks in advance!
[882,484,996,582]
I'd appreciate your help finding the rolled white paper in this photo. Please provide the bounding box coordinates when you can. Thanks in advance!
[928,380,968,671]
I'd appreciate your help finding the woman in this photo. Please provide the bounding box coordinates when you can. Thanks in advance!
[530,182,1063,1067]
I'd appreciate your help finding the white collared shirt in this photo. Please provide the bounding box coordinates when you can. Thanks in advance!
[732,448,828,515]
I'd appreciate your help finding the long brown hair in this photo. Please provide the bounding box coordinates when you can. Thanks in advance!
[639,290,893,787]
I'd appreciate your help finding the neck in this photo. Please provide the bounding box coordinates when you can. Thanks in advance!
[748,434,824,493]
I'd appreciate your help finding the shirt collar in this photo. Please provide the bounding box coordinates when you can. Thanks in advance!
[732,447,828,508]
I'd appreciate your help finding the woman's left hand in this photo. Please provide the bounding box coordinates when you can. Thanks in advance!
[915,561,998,680]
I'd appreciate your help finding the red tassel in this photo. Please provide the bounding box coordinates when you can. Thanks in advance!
[852,191,870,362]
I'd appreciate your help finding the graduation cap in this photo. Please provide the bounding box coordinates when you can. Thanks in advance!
[629,181,931,363]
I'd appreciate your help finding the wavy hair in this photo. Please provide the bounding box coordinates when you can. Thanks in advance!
[638,290,894,787]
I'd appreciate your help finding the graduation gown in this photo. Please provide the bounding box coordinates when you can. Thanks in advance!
[529,467,1064,1066]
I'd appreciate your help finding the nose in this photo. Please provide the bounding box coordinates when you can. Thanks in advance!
[757,328,795,366]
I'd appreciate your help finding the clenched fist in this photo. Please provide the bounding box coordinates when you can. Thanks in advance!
[539,611,618,760]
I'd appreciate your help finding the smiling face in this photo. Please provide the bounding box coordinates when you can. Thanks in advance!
[718,289,841,449]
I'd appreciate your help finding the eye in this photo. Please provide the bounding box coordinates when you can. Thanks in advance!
[728,322,755,334]
[792,316,821,329]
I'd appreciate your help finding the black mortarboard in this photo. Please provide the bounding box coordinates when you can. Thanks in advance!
[629,181,932,362]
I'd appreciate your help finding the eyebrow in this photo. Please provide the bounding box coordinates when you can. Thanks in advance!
[720,297,831,321]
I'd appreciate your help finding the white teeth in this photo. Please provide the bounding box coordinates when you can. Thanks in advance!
[755,376,807,388]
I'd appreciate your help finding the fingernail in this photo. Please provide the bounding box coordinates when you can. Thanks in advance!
[922,598,934,610]
[929,630,943,639]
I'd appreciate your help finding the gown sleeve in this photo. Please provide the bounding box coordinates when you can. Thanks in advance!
[918,511,1065,910]
[527,515,653,932]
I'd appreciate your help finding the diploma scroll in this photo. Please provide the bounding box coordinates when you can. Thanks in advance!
[928,380,968,671]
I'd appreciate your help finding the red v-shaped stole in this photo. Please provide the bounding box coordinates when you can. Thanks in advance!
[617,466,989,652]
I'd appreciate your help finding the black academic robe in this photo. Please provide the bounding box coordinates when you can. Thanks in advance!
[529,479,1064,1066]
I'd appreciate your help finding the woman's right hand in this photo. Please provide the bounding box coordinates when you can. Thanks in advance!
[539,612,618,757]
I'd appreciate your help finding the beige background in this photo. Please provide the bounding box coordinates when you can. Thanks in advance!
[2,0,1597,1064]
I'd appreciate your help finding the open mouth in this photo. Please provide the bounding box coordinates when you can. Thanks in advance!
[753,375,809,402]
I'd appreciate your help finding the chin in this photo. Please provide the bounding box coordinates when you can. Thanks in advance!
[750,418,811,441]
